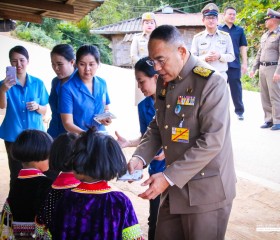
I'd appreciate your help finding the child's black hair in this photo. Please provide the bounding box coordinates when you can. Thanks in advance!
[11,130,53,163]
[49,132,78,172]
[71,127,127,181]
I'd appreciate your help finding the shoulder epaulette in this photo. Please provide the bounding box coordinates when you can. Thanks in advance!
[220,30,230,36]
[192,66,215,80]
[193,31,204,38]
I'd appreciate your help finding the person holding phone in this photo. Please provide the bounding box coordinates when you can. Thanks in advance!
[0,45,49,188]
[59,45,112,134]
[47,44,76,139]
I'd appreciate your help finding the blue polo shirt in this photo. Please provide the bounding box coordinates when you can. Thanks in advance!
[218,24,247,69]
[138,96,166,175]
[59,71,110,131]
[47,70,76,138]
[0,74,49,142]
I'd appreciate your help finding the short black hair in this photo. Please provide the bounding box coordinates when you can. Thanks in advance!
[224,6,236,13]
[71,128,127,181]
[149,25,184,46]
[51,44,75,62]
[9,45,29,60]
[76,45,100,65]
[49,133,78,172]
[11,130,53,163]
[135,57,157,78]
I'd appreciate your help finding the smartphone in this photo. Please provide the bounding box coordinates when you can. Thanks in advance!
[117,170,143,181]
[6,66,17,82]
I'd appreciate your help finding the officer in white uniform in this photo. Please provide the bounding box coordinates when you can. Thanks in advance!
[191,3,235,81]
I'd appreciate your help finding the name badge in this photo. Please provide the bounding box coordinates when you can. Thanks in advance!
[171,127,189,143]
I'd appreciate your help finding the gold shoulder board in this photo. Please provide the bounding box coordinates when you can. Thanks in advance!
[220,30,229,36]
[192,66,215,79]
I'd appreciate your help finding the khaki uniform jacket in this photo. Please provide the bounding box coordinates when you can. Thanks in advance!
[252,26,280,75]
[130,32,149,66]
[191,29,235,75]
[133,55,236,214]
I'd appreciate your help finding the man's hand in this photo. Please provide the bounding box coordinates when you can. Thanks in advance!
[128,157,144,174]
[138,173,169,200]
[205,51,220,62]
[273,73,280,82]
[241,63,248,75]
[249,70,255,78]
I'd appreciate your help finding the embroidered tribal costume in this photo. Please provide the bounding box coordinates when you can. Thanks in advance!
[35,172,80,239]
[51,181,142,240]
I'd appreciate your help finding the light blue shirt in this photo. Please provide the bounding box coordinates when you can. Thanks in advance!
[59,71,110,131]
[0,74,49,142]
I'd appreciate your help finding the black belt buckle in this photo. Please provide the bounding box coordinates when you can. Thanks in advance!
[263,62,267,66]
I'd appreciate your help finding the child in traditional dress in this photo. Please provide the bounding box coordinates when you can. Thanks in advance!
[1,130,53,239]
[35,132,80,239]
[50,128,143,240]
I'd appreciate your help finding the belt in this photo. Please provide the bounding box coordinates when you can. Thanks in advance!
[260,62,278,66]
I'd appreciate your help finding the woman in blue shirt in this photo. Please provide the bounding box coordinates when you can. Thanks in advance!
[47,44,76,138]
[59,45,112,134]
[115,57,166,240]
[0,45,49,187]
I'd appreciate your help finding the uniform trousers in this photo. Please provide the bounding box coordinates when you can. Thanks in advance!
[259,65,280,124]
[4,141,22,188]
[155,196,232,240]
[227,67,244,115]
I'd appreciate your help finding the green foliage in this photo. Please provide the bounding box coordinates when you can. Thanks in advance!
[241,74,260,92]
[13,18,112,64]
[13,24,56,49]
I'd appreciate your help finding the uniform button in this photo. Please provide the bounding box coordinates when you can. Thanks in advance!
[200,172,205,176]
[164,146,168,150]
[167,104,170,108]
[164,125,168,129]
[23,110,25,112]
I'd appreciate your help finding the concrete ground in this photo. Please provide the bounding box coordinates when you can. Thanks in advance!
[0,33,280,239]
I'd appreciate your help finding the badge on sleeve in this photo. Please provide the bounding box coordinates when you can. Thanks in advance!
[177,96,195,106]
[171,127,189,143]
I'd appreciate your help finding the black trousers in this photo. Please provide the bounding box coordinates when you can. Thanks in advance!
[148,194,160,240]
[4,141,22,188]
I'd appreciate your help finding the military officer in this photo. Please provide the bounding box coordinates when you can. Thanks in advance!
[250,8,280,130]
[130,12,156,66]
[191,3,235,81]
[128,25,236,240]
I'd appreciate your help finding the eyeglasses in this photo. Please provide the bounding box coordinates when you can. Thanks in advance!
[146,57,168,68]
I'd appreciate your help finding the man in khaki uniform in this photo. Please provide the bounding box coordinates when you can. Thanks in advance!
[191,3,235,81]
[250,8,280,130]
[128,25,236,240]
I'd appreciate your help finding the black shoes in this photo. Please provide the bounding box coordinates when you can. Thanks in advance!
[260,122,273,128]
